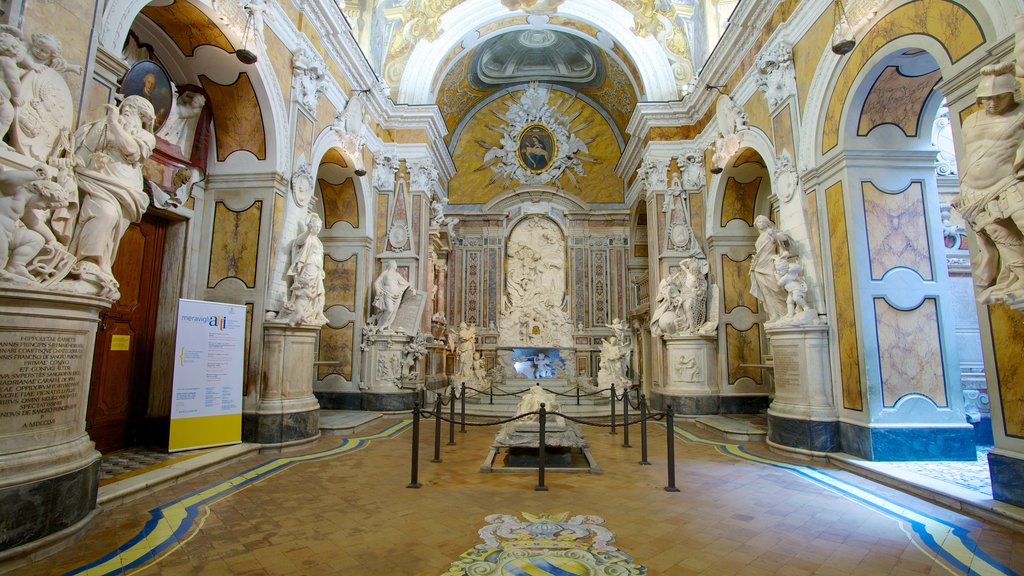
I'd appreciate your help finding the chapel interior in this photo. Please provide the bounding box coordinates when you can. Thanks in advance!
[2,0,1024,573]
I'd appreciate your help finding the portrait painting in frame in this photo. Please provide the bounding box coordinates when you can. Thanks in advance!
[516,123,556,173]
[121,60,174,131]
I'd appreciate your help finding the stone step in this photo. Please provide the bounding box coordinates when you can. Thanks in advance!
[319,410,384,436]
[693,414,768,442]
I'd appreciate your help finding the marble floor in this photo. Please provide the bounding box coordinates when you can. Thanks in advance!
[17,417,1024,575]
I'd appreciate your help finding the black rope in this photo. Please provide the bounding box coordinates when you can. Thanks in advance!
[415,407,670,429]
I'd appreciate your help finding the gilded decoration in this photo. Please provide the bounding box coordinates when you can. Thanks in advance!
[858,67,941,137]
[318,324,354,380]
[822,0,986,155]
[383,0,461,86]
[826,182,863,411]
[319,178,359,229]
[862,181,932,281]
[726,324,761,386]
[874,298,946,408]
[199,73,266,161]
[140,1,235,57]
[722,254,758,315]
[208,200,262,289]
[989,304,1024,437]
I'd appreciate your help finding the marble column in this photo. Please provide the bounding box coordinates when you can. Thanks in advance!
[653,334,719,414]
[244,323,321,445]
[0,287,105,553]
[764,324,839,455]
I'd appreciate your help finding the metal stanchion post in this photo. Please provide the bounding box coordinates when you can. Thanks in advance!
[431,395,442,463]
[489,382,493,405]
[622,390,631,448]
[535,403,548,491]
[460,383,467,433]
[407,400,422,488]
[609,389,617,435]
[576,382,580,406]
[665,405,679,492]
[448,386,456,446]
[639,393,650,465]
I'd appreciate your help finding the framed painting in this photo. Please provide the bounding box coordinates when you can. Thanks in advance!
[516,123,557,173]
[121,60,173,131]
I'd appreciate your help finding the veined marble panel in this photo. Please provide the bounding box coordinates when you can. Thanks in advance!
[573,248,587,328]
[592,250,609,326]
[805,189,824,282]
[744,91,773,143]
[793,9,832,113]
[690,190,706,247]
[316,99,339,136]
[863,181,933,281]
[487,248,498,328]
[773,105,795,159]
[874,298,947,408]
[989,304,1024,438]
[375,192,388,250]
[269,193,285,273]
[857,67,941,138]
[720,176,761,228]
[466,250,480,326]
[266,29,293,107]
[295,113,313,165]
[320,178,358,229]
[726,324,761,386]
[826,182,863,411]
[324,254,357,311]
[733,148,765,169]
[722,254,758,315]
[318,323,354,381]
[208,200,261,289]
[141,1,234,57]
[199,73,266,162]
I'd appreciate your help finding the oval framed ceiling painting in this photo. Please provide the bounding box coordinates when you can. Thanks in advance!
[516,123,557,174]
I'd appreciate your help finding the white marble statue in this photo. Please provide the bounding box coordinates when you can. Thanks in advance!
[0,165,68,282]
[372,260,411,331]
[156,91,206,156]
[952,62,1024,304]
[401,334,428,378]
[651,257,713,337]
[275,212,328,326]
[64,96,156,299]
[292,47,324,112]
[711,93,748,171]
[499,217,572,347]
[454,321,476,379]
[516,383,559,421]
[749,215,791,322]
[9,33,77,165]
[774,257,812,321]
[0,27,35,147]
[597,335,630,395]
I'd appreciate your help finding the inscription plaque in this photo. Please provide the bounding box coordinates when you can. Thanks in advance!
[0,331,88,439]
[772,343,800,390]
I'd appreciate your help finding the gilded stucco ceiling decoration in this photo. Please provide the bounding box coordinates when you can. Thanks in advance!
[470,30,604,88]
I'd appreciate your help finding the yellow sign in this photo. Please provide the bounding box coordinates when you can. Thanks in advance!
[111,335,130,351]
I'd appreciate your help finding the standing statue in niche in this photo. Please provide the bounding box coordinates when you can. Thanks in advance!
[952,62,1024,304]
[372,260,411,331]
[454,321,477,380]
[749,215,791,322]
[64,96,156,299]
[274,212,328,327]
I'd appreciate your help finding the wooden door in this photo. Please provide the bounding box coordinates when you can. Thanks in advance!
[86,214,166,453]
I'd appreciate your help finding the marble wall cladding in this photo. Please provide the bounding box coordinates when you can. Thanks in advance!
[141,1,235,57]
[826,182,863,411]
[610,248,626,321]
[720,176,762,228]
[266,29,293,105]
[573,248,587,327]
[295,113,313,165]
[989,304,1024,438]
[805,190,824,283]
[821,0,985,155]
[316,99,339,136]
[317,324,354,380]
[591,251,609,326]
[320,178,359,229]
[487,249,498,328]
[208,200,261,289]
[690,190,706,247]
[269,193,285,273]
[794,9,831,113]
[324,254,357,310]
[862,181,933,281]
[375,192,388,250]
[744,91,773,142]
[722,254,758,315]
[726,325,762,386]
[465,250,480,326]
[199,73,266,162]
[772,105,795,158]
[857,67,941,138]
[874,298,947,407]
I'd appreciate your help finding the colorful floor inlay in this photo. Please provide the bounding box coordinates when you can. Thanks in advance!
[442,513,645,575]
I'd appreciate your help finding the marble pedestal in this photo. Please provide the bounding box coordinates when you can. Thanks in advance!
[244,323,321,445]
[361,332,417,411]
[655,334,719,415]
[764,324,839,455]
[0,287,106,554]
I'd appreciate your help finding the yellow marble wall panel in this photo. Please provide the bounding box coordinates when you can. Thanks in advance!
[141,1,235,57]
[690,189,705,247]
[208,200,262,288]
[270,192,284,269]
[24,0,94,115]
[320,178,359,229]
[318,324,354,381]
[874,298,946,407]
[322,147,348,169]
[200,73,267,161]
[719,176,761,227]
[722,254,758,314]
[279,0,302,28]
[266,29,293,105]
[822,0,985,154]
[989,304,1024,437]
[634,244,648,258]
[826,182,863,411]
[863,181,933,280]
[858,67,941,137]
[316,99,339,137]
[375,192,389,249]
[793,9,833,112]
[382,128,432,145]
[805,189,824,281]
[449,91,623,204]
[733,148,765,168]
[324,254,357,310]
[295,113,313,165]
[726,325,762,386]
[772,105,795,158]
[743,91,773,143]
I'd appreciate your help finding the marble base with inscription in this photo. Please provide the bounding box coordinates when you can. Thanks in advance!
[764,324,838,455]
[0,286,107,553]
[363,332,413,392]
[246,323,321,445]
[657,335,718,414]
